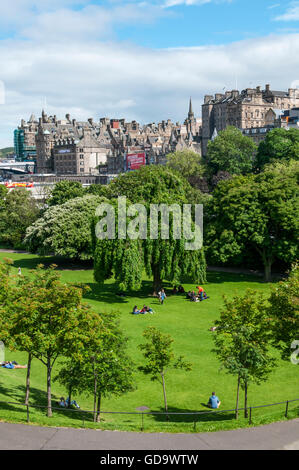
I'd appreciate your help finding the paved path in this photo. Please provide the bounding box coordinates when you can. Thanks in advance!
[0,419,298,450]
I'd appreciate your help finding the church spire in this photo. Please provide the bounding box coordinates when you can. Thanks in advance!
[188,97,194,120]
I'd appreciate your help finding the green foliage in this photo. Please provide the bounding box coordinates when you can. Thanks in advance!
[212,290,277,416]
[25,195,102,260]
[1,264,104,416]
[138,326,192,413]
[206,126,257,176]
[94,166,207,291]
[205,161,299,280]
[0,188,40,249]
[47,180,85,206]
[256,128,299,171]
[55,311,135,421]
[166,150,206,182]
[85,184,110,198]
[268,264,299,362]
[0,148,14,159]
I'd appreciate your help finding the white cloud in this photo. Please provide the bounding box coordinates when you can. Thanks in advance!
[1,32,299,147]
[274,2,299,21]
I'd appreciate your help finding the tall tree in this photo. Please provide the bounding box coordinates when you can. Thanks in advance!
[212,290,276,418]
[138,326,192,417]
[94,166,207,291]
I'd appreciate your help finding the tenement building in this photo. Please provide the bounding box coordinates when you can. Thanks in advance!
[15,100,202,177]
[202,84,299,155]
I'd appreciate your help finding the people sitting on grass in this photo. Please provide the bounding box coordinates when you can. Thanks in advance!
[1,361,27,369]
[207,392,221,409]
[178,285,185,294]
[132,305,154,315]
[57,396,80,409]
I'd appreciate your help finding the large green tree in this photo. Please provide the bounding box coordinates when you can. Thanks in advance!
[0,188,40,248]
[93,166,207,291]
[255,128,299,171]
[205,161,299,281]
[25,195,102,260]
[206,126,257,176]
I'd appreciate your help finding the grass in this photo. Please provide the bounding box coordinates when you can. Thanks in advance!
[0,251,298,433]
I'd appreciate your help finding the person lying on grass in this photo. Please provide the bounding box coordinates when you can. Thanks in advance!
[1,361,27,369]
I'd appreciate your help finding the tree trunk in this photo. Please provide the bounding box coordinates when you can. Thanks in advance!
[25,353,32,406]
[161,372,169,421]
[264,260,272,282]
[47,357,52,418]
[235,375,240,420]
[244,380,248,418]
[93,364,97,423]
[68,385,72,407]
[96,392,102,423]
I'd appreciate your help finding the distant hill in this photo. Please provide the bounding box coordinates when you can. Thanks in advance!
[0,147,14,159]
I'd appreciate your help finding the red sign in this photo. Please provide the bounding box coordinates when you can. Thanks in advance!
[126,152,146,170]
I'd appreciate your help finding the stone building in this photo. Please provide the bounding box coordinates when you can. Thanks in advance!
[15,99,202,177]
[202,84,299,155]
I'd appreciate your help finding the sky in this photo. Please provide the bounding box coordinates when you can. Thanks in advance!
[0,0,299,147]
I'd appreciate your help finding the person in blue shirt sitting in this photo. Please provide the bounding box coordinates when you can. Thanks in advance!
[207,392,221,409]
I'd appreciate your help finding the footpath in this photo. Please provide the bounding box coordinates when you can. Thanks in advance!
[0,419,298,450]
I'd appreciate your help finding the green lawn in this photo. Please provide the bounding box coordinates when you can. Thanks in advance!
[0,251,298,433]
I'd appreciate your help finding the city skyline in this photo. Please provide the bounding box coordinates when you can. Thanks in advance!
[0,0,299,147]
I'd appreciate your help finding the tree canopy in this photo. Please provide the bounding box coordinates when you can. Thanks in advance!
[205,161,299,281]
[47,180,85,206]
[255,128,299,171]
[206,126,257,176]
[93,166,207,291]
[25,195,102,260]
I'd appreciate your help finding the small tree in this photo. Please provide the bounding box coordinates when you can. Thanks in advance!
[212,291,276,418]
[55,311,135,422]
[138,327,192,418]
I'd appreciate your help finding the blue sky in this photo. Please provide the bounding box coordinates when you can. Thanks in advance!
[0,0,299,146]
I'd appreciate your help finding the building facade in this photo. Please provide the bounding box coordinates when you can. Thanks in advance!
[202,84,299,155]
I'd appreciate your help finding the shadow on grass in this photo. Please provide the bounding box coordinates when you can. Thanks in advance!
[150,406,236,424]
[9,255,93,272]
[83,280,174,305]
